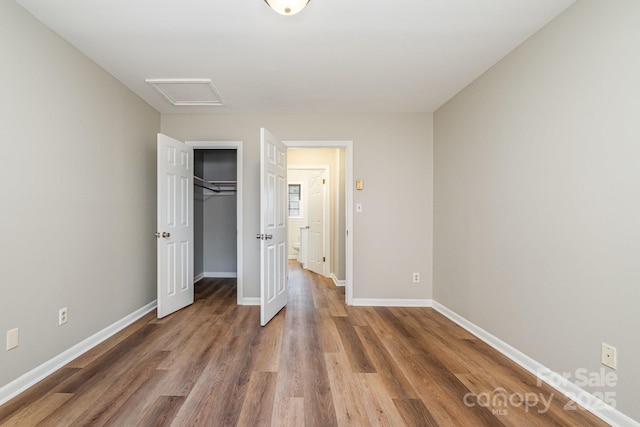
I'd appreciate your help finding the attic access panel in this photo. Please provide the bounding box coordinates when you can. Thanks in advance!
[146,78,225,107]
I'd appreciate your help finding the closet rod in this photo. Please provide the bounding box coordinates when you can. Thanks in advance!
[193,176,238,194]
[194,176,237,185]
[207,181,237,186]
[194,182,220,193]
[193,176,220,193]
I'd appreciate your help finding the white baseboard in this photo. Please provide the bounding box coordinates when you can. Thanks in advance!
[239,297,260,306]
[351,298,433,307]
[432,302,639,427]
[203,272,237,278]
[330,273,346,287]
[0,300,157,406]
[194,273,205,283]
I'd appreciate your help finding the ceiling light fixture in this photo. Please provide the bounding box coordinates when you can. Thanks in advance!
[264,0,310,16]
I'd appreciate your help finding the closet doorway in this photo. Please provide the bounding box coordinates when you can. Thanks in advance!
[187,141,243,305]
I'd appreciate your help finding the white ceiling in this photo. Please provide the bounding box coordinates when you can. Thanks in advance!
[15,0,574,114]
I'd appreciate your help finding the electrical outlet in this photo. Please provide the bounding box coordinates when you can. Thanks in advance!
[6,328,19,351]
[601,343,617,370]
[58,307,68,326]
[412,272,420,283]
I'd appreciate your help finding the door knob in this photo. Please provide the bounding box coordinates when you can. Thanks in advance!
[162,232,170,238]
[266,234,273,240]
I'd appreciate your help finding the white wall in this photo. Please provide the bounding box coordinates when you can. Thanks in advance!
[0,1,160,389]
[161,113,433,301]
[434,0,640,421]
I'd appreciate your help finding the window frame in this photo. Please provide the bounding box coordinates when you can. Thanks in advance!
[287,182,303,219]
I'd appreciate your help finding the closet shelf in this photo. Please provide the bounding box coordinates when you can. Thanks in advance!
[194,175,236,198]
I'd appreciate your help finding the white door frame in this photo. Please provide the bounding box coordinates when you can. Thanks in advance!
[284,141,354,305]
[287,165,330,277]
[186,140,244,305]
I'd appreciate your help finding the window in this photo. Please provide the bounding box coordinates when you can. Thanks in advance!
[288,183,302,218]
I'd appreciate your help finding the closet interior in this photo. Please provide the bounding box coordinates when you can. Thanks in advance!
[194,149,238,280]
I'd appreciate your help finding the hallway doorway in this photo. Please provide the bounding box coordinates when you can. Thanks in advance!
[284,142,353,304]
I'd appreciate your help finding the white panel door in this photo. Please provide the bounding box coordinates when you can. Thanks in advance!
[307,171,325,276]
[259,128,288,326]
[157,133,194,318]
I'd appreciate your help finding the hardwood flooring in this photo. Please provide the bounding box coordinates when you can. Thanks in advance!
[0,262,609,426]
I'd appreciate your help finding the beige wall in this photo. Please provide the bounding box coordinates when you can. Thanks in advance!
[161,113,434,300]
[0,1,160,388]
[434,0,640,420]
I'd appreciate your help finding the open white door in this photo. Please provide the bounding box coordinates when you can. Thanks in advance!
[307,171,326,276]
[259,128,288,326]
[157,133,194,318]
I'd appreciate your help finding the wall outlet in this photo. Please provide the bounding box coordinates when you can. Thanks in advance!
[601,343,617,370]
[412,272,420,283]
[58,307,68,326]
[6,328,19,351]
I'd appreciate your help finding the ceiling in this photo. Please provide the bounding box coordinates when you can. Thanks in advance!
[15,0,574,114]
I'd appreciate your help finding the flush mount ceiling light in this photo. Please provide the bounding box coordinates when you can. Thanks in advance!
[264,0,310,16]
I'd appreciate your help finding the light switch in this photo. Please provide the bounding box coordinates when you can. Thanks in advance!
[356,179,364,190]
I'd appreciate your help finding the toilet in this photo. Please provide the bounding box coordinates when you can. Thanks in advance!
[296,226,309,267]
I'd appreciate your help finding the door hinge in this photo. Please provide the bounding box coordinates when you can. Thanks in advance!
[323,256,326,262]
[323,179,325,184]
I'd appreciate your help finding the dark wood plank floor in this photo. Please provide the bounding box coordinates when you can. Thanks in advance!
[0,262,609,426]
